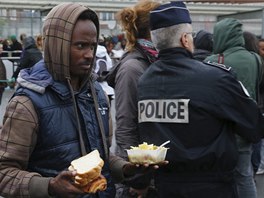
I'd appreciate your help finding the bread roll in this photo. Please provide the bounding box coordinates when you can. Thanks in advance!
[81,175,107,193]
[68,150,105,187]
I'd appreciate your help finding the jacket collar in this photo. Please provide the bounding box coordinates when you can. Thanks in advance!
[158,47,194,60]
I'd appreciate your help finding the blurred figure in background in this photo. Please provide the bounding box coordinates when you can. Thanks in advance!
[243,31,264,176]
[10,35,22,56]
[254,36,264,176]
[36,34,44,52]
[12,36,43,80]
[9,35,23,88]
[243,31,259,54]
[258,38,264,58]
[20,33,27,47]
[193,30,213,61]
[94,43,114,102]
[2,38,12,57]
[0,43,7,105]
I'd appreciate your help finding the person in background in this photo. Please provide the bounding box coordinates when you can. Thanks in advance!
[193,29,213,61]
[105,39,115,57]
[94,44,115,102]
[121,38,127,50]
[113,1,160,197]
[10,34,22,56]
[243,31,264,176]
[205,18,262,198]
[36,34,44,52]
[259,38,264,58]
[2,38,12,57]
[20,33,27,47]
[0,3,163,197]
[243,31,259,54]
[0,43,7,105]
[255,37,264,176]
[258,38,264,114]
[138,2,264,198]
[12,36,43,80]
[8,35,23,88]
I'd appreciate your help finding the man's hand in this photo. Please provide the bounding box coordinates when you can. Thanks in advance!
[48,171,85,198]
[129,187,149,198]
[122,160,169,177]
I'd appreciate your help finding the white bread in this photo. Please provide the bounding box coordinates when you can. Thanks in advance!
[68,150,104,187]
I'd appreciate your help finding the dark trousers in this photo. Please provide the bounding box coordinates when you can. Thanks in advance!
[252,141,261,173]
[156,180,238,198]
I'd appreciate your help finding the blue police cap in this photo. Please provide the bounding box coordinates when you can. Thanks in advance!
[150,1,192,31]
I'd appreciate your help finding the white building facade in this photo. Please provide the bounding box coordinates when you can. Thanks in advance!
[0,0,263,39]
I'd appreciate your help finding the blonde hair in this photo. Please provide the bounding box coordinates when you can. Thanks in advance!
[116,0,160,52]
[36,34,43,51]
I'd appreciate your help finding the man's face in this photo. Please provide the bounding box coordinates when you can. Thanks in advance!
[70,19,97,80]
[259,41,264,58]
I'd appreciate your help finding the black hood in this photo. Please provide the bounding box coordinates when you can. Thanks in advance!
[194,30,213,52]
[23,36,37,50]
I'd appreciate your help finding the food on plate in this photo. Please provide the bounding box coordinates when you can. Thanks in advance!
[130,142,158,150]
[68,149,107,193]
[127,142,169,164]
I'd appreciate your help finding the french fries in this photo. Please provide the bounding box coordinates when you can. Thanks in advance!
[127,142,168,164]
[130,142,158,150]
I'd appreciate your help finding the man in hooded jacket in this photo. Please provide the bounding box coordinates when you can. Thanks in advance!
[0,3,148,198]
[205,18,262,198]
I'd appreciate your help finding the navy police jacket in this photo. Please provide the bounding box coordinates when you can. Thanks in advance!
[138,47,264,181]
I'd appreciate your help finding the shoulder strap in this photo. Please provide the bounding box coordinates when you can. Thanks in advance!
[218,53,224,64]
[90,80,109,159]
[204,60,231,72]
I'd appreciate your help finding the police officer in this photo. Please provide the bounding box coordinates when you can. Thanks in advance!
[137,2,264,198]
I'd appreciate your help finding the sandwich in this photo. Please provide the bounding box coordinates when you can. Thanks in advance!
[68,149,107,193]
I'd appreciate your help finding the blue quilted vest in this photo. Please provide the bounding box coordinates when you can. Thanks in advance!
[14,80,115,198]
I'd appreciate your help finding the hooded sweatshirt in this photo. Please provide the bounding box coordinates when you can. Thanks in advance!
[205,18,262,163]
[205,18,260,99]
[19,36,43,69]
[0,3,127,198]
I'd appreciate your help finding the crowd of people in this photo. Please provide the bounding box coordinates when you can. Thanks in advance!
[0,1,264,198]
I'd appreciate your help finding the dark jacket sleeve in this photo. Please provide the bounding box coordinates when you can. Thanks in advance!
[215,74,264,143]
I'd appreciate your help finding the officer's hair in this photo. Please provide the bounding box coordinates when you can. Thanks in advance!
[151,23,191,51]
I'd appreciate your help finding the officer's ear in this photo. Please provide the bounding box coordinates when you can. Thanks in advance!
[180,32,190,49]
